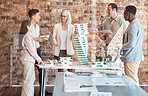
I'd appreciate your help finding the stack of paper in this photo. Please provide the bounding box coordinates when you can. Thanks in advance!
[74,24,89,65]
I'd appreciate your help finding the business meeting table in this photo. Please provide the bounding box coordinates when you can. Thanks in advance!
[38,61,148,96]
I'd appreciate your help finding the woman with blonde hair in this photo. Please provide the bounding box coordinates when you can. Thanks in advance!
[52,9,75,60]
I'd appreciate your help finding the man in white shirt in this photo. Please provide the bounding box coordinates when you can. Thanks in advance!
[28,9,51,96]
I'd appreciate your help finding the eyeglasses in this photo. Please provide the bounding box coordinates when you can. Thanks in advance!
[61,15,67,18]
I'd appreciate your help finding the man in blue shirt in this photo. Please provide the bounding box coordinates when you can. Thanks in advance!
[121,5,144,85]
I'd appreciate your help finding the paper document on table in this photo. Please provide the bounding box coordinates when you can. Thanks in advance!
[39,35,50,40]
[64,84,97,92]
[90,92,112,96]
[93,77,127,86]
[107,25,123,64]
[99,30,113,35]
[39,35,50,38]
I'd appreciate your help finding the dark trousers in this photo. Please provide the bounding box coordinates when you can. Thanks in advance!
[35,48,45,96]
[54,50,67,60]
[54,50,67,72]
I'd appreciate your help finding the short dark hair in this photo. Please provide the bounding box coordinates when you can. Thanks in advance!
[125,5,137,15]
[19,20,31,34]
[108,3,118,12]
[28,9,39,19]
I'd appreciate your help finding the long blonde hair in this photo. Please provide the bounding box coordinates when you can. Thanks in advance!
[61,10,72,24]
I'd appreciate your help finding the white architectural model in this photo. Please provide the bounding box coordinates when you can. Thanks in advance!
[74,23,89,65]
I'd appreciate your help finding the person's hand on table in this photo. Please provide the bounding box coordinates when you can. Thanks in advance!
[38,61,45,66]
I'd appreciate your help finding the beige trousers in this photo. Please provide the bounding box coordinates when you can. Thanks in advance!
[21,61,35,96]
[124,62,140,85]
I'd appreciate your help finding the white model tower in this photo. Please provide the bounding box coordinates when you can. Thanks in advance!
[74,23,89,65]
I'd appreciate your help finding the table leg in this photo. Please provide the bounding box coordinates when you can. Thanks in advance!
[41,68,45,96]
[41,68,49,96]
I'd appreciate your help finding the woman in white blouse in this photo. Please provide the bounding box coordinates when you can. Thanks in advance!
[20,20,45,96]
[52,10,75,60]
